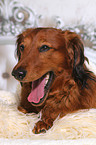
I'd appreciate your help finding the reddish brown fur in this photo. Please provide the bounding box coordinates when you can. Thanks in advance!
[12,28,96,134]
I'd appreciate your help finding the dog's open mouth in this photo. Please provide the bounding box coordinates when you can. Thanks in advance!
[27,72,54,106]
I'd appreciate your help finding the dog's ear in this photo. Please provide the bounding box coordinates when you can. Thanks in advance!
[63,30,91,87]
[63,30,85,67]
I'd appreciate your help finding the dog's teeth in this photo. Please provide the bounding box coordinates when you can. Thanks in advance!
[45,74,49,85]
[45,79,48,85]
[46,74,49,79]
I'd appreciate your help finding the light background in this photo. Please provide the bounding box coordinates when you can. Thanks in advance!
[0,0,96,92]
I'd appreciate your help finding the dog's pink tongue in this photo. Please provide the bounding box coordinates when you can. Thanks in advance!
[28,78,46,103]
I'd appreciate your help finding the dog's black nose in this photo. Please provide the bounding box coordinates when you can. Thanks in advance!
[12,68,27,80]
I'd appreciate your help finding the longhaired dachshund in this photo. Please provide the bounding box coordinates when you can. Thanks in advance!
[12,28,96,134]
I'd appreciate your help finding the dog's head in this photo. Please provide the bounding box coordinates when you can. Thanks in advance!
[12,28,87,106]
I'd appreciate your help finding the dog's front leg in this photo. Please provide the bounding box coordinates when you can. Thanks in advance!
[32,103,60,134]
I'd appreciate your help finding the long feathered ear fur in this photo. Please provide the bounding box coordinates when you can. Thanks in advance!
[63,30,95,88]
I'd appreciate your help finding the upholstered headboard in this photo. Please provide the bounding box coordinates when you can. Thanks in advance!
[0,0,38,44]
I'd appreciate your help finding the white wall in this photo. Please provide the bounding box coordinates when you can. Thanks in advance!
[20,0,96,26]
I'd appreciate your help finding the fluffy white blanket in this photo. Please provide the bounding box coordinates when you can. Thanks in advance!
[0,62,96,145]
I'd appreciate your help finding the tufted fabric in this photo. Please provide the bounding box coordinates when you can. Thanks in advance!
[0,45,18,93]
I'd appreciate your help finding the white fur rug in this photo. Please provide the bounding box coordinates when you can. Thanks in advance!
[0,62,96,145]
[0,94,96,140]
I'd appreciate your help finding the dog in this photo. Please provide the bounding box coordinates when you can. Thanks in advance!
[12,28,96,134]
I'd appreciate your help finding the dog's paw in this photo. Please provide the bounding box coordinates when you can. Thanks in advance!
[18,106,28,114]
[32,120,52,134]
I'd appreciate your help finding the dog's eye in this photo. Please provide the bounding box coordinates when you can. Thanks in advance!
[20,44,24,51]
[39,45,51,52]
